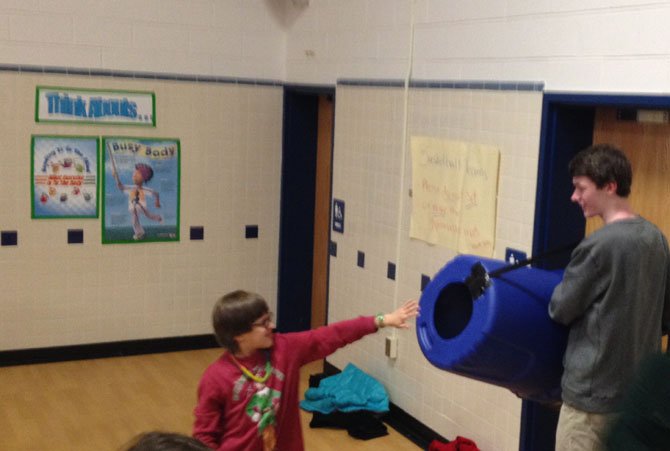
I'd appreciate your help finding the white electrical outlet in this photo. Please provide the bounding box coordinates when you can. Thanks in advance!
[385,336,398,359]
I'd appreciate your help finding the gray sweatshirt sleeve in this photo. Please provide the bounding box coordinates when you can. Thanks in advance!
[548,242,610,326]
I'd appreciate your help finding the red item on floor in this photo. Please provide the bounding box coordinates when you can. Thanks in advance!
[428,436,480,451]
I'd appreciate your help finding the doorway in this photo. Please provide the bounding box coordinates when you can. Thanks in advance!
[521,92,670,451]
[276,86,335,333]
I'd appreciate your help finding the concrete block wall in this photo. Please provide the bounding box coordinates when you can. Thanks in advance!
[327,82,543,451]
[0,0,287,79]
[0,71,283,350]
[287,0,670,92]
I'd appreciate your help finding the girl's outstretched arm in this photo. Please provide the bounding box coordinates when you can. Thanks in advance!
[379,299,420,329]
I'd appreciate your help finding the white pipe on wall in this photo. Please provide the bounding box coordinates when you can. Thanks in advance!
[390,0,417,346]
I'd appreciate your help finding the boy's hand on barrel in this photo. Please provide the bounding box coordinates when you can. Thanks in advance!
[383,299,420,329]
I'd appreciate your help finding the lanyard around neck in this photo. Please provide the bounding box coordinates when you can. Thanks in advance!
[229,353,272,384]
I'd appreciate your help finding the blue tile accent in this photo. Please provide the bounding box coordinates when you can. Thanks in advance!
[337,78,405,88]
[421,274,431,291]
[0,63,542,92]
[88,68,113,77]
[387,262,396,281]
[151,72,197,82]
[498,81,518,91]
[190,226,204,241]
[0,63,284,87]
[357,251,365,268]
[112,70,137,79]
[1,230,17,246]
[174,74,198,82]
[67,229,84,244]
[196,75,220,83]
[67,68,91,76]
[339,78,544,92]
[19,66,44,74]
[245,225,259,239]
[0,62,543,92]
[329,240,337,257]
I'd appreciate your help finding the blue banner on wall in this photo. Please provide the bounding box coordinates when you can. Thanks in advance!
[36,86,155,126]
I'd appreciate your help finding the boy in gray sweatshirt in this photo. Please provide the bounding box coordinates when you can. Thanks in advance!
[549,144,670,451]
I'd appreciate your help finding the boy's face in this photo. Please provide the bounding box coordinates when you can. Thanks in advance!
[571,175,614,218]
[234,312,275,353]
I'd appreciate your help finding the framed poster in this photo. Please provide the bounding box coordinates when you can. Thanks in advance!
[36,86,155,126]
[31,135,99,219]
[102,137,180,244]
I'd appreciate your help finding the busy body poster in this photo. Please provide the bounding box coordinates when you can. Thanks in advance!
[31,135,99,219]
[410,136,500,257]
[102,137,180,244]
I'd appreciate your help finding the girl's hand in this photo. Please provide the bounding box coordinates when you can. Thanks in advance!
[382,299,420,329]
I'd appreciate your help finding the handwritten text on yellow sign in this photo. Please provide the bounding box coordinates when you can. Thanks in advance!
[410,137,500,256]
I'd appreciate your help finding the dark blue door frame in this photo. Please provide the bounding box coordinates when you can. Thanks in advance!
[521,91,670,451]
[277,85,335,333]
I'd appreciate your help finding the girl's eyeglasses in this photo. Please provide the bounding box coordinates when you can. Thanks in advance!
[250,313,274,329]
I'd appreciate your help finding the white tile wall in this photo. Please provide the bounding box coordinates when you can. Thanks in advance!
[0,71,282,350]
[328,83,543,450]
[1,1,669,93]
[287,0,670,92]
[0,0,287,81]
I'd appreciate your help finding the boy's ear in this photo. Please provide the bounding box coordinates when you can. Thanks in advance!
[603,180,618,195]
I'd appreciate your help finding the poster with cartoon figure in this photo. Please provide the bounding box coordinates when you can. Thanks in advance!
[31,135,99,219]
[102,137,180,244]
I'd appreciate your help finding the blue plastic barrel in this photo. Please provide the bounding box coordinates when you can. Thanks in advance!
[416,254,568,402]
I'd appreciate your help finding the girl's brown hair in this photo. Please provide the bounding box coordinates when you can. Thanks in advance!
[212,290,269,353]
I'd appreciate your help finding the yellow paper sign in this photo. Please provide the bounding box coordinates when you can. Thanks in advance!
[410,136,500,256]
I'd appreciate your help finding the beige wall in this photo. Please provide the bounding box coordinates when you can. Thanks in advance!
[0,71,283,350]
[0,1,288,80]
[327,84,543,451]
[287,0,670,92]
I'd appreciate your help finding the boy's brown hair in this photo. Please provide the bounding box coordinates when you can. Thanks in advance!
[124,431,209,451]
[569,143,632,197]
[212,290,269,354]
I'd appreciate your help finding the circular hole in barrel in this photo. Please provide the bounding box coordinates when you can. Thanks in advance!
[433,282,473,339]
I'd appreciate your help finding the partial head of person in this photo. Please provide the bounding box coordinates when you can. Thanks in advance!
[123,431,209,451]
[212,290,275,357]
[568,144,633,218]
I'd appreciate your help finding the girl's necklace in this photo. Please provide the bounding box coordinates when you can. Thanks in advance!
[229,353,272,384]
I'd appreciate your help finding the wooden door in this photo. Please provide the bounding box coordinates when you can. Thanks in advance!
[591,107,670,351]
[310,95,333,329]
